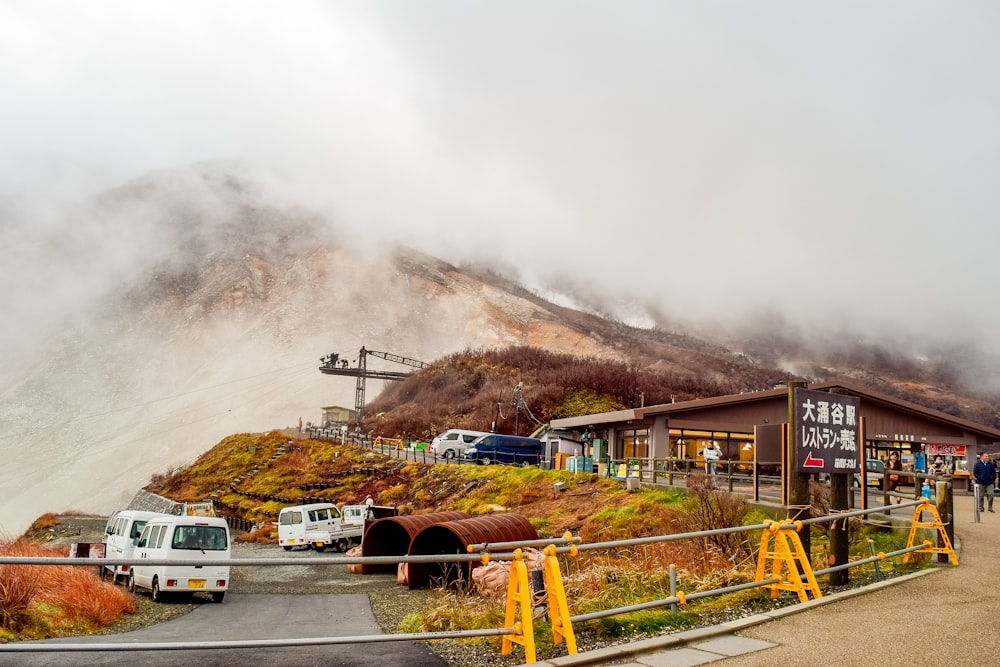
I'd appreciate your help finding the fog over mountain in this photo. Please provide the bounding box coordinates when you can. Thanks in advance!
[2,3,999,534]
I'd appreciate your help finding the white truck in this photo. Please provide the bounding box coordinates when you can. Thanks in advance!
[277,502,368,552]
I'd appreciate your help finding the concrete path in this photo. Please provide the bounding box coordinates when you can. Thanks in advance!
[532,491,998,666]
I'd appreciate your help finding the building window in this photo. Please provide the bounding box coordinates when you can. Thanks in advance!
[622,428,649,459]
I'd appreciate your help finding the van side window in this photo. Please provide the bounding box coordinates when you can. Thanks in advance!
[151,525,165,549]
[329,507,341,519]
[462,435,476,443]
[137,526,151,548]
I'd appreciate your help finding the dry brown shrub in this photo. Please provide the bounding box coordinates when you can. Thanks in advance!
[0,542,42,631]
[28,513,60,531]
[674,473,752,563]
[236,523,278,544]
[1,539,135,633]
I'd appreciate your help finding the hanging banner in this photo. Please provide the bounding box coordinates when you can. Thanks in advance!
[928,444,966,457]
[794,388,861,474]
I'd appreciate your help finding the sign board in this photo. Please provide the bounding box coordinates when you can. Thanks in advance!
[794,388,861,474]
[928,444,966,457]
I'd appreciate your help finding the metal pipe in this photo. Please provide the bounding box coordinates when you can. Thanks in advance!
[571,578,780,623]
[576,522,772,552]
[0,627,515,653]
[467,536,580,551]
[795,498,926,526]
[680,577,782,603]
[813,542,929,576]
[0,547,582,568]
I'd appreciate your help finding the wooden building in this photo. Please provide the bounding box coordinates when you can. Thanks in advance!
[549,381,1000,478]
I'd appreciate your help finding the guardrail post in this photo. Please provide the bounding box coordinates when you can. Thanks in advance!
[669,564,678,616]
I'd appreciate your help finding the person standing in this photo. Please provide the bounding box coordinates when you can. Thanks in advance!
[913,445,927,474]
[702,442,721,487]
[973,452,997,513]
[930,454,946,477]
[887,452,903,504]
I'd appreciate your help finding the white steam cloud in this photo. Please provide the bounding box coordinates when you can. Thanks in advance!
[2,2,999,532]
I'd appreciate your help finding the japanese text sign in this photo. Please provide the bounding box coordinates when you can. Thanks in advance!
[794,388,861,474]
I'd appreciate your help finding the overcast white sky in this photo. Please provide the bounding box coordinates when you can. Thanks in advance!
[2,1,999,354]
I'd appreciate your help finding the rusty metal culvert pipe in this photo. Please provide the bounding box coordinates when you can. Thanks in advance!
[360,511,470,574]
[406,513,538,589]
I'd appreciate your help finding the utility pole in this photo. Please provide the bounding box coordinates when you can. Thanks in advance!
[786,381,811,568]
[828,388,851,585]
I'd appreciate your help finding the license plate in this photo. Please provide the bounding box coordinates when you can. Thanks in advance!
[188,579,205,589]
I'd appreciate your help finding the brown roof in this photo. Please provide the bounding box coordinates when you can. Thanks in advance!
[551,380,1000,441]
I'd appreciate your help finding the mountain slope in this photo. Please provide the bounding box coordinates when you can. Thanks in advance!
[1,164,995,537]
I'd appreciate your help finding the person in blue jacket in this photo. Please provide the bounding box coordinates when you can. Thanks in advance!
[972,452,997,513]
[913,445,927,474]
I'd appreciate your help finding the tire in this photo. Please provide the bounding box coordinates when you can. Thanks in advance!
[443,449,455,460]
[151,577,163,602]
[337,539,348,552]
[480,456,492,466]
[211,591,225,603]
[128,571,137,594]
[520,460,532,468]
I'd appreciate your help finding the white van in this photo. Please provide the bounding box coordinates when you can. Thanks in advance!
[430,429,492,460]
[102,510,172,584]
[129,515,231,603]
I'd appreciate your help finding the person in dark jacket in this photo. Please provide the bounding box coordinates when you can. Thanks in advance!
[973,452,997,513]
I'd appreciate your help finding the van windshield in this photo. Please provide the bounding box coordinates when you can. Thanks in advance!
[130,521,147,540]
[172,525,228,551]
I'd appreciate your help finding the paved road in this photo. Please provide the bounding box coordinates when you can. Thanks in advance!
[0,593,445,667]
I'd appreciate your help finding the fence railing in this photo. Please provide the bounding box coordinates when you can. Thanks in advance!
[0,492,957,663]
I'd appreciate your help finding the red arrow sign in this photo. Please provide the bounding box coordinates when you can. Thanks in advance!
[803,452,825,468]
